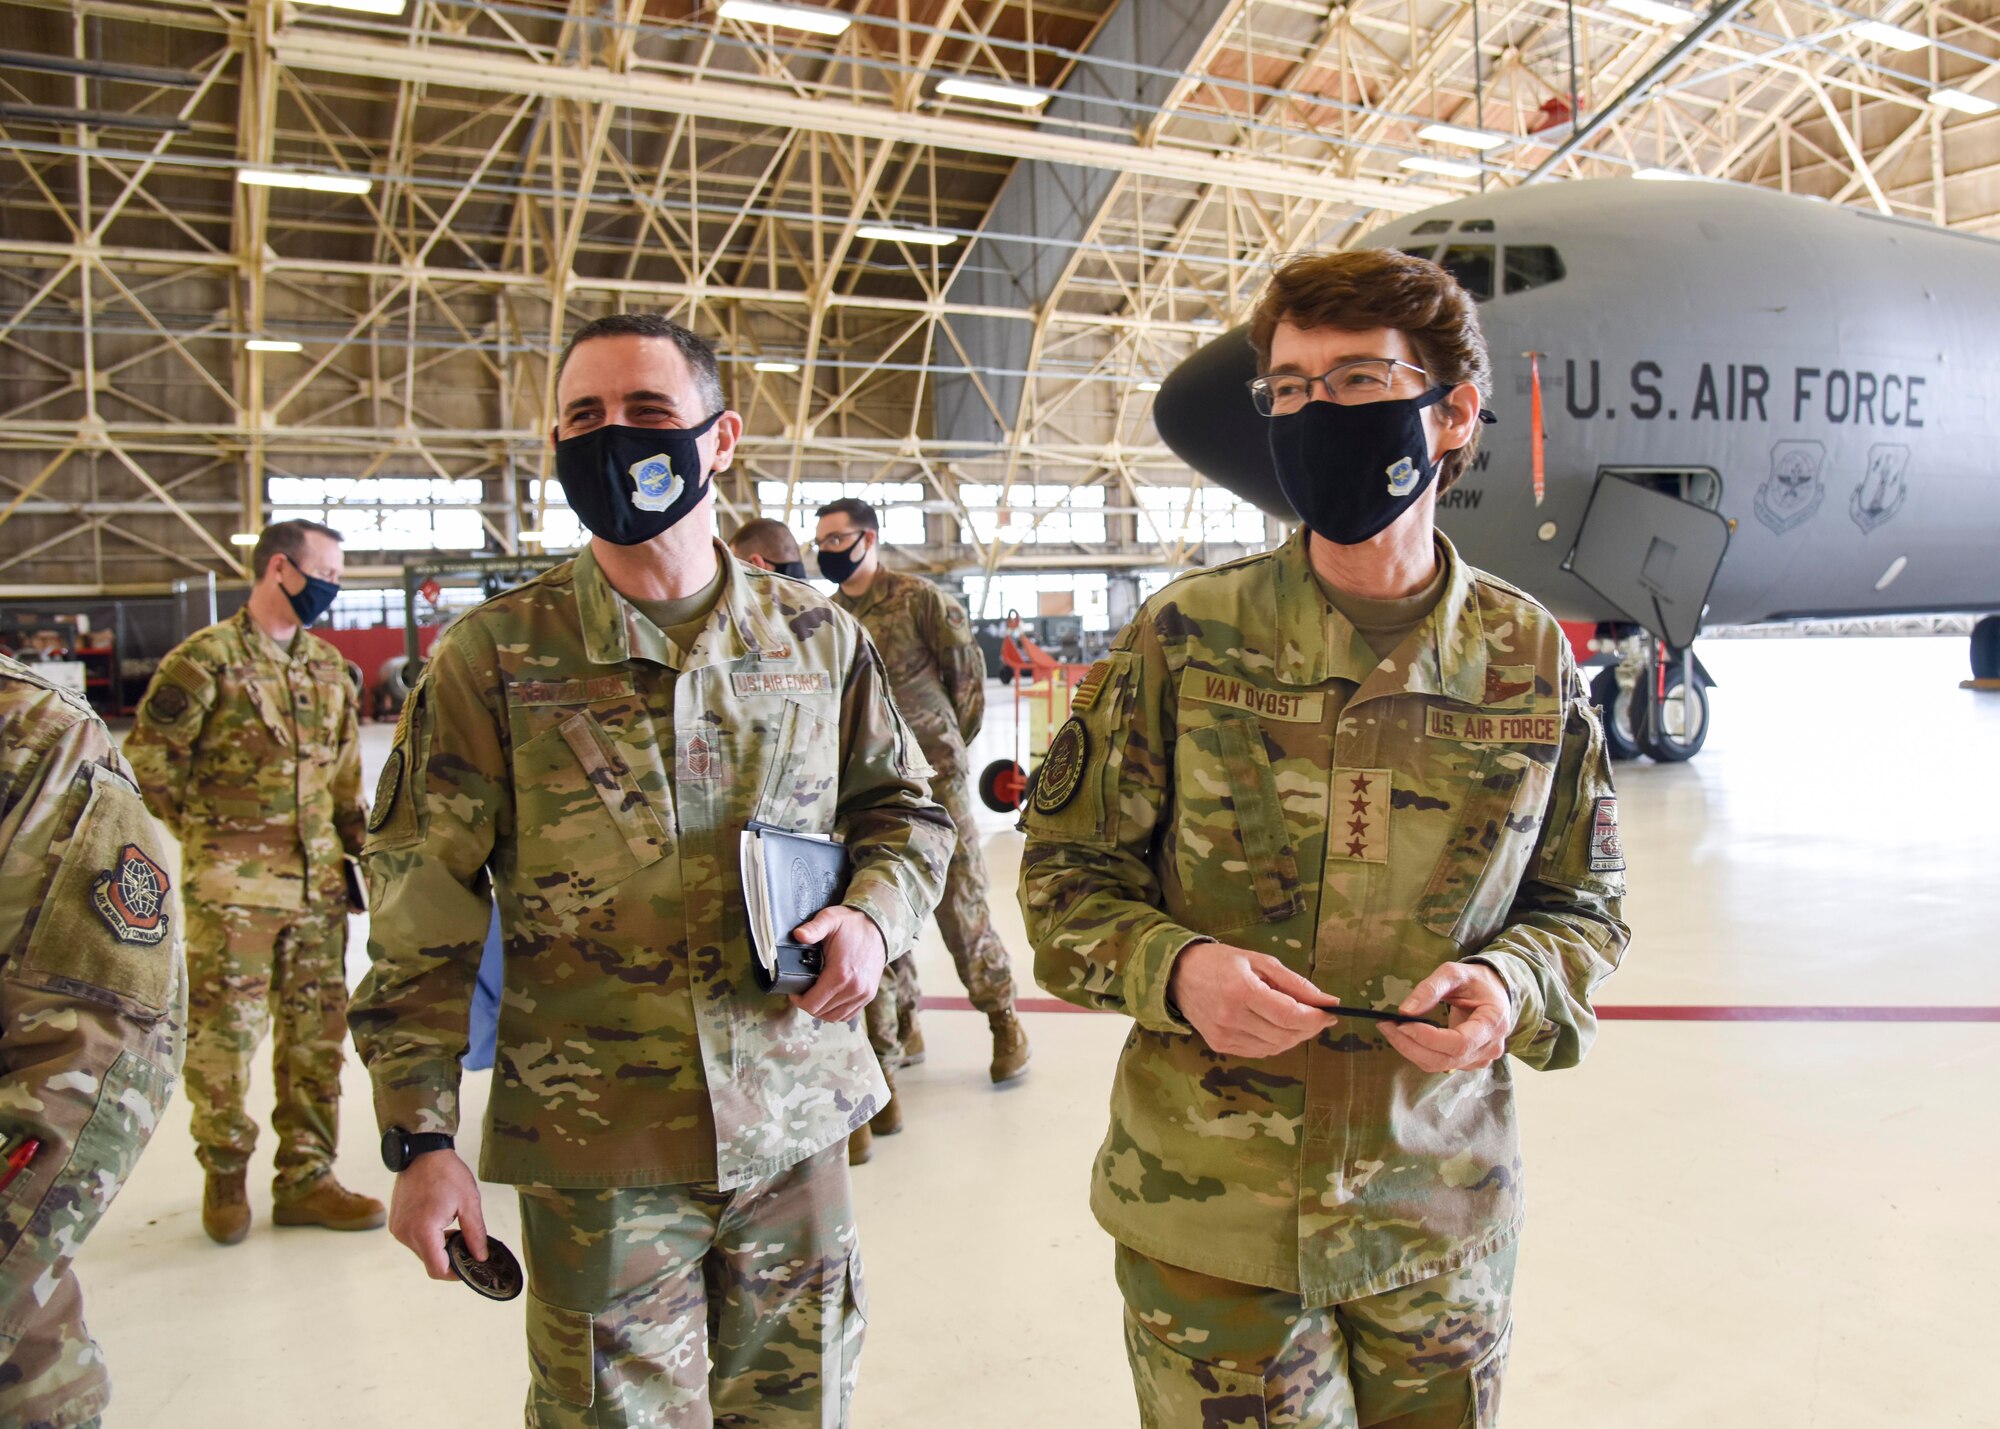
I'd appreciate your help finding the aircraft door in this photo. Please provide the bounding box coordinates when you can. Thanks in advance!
[1563,468,1731,650]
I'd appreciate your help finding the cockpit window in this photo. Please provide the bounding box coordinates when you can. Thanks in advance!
[1458,218,1495,232]
[1399,245,1438,261]
[1504,245,1566,294]
[1438,244,1495,301]
[1412,219,1452,235]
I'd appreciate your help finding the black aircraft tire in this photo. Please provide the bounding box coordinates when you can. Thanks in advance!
[1634,666,1710,763]
[1973,615,2000,681]
[1589,668,1641,762]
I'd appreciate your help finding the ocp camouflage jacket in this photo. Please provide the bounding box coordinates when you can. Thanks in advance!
[1021,528,1629,1305]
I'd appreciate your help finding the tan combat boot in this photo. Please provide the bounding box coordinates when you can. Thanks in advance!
[871,1068,903,1136]
[272,1175,386,1231]
[202,1170,251,1246]
[848,1123,874,1165]
[989,1007,1031,1085]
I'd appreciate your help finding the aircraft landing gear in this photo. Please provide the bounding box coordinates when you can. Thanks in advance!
[1973,615,2000,682]
[1592,635,1713,762]
[1589,667,1640,762]
[1633,659,1710,762]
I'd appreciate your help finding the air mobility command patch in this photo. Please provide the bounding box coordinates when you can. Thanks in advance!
[367,748,404,833]
[1589,796,1625,872]
[145,683,188,723]
[1032,717,1089,814]
[92,843,172,945]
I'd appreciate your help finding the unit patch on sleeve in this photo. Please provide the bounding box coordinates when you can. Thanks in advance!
[92,843,172,945]
[145,683,189,723]
[1327,769,1392,864]
[367,748,404,833]
[1031,717,1090,814]
[1588,796,1625,872]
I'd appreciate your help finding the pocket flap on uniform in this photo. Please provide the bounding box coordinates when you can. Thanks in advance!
[525,1293,596,1407]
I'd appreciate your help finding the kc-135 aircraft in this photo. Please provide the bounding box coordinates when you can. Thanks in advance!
[1155,177,2000,761]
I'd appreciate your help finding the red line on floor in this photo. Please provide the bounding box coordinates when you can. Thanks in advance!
[923,997,2000,1023]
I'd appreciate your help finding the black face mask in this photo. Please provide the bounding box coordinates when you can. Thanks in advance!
[282,557,340,627]
[815,533,870,585]
[775,560,808,581]
[554,414,722,547]
[1268,386,1455,546]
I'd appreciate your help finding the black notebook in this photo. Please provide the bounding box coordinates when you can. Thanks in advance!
[739,821,849,994]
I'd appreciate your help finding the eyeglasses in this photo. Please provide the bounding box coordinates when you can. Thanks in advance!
[1247,358,1431,417]
[807,529,867,555]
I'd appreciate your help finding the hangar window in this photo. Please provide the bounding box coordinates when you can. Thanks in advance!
[1412,219,1452,235]
[1458,218,1496,232]
[1399,245,1438,261]
[1438,244,1495,301]
[268,476,485,551]
[1504,245,1566,294]
[1138,482,1268,547]
[960,484,1106,545]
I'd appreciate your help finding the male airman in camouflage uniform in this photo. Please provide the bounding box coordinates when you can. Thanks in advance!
[353,313,951,1425]
[725,516,809,581]
[0,653,185,1429]
[125,519,381,1244]
[1021,249,1629,1428]
[815,498,1030,1109]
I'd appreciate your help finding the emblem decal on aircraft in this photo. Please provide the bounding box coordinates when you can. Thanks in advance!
[1850,444,1909,535]
[1753,440,1826,536]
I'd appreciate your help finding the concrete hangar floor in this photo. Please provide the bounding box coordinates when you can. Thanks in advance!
[89,634,1995,1428]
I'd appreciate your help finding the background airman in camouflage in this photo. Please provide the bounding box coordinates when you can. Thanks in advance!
[353,314,950,1425]
[0,653,185,1429]
[814,497,1030,1140]
[1021,249,1629,1429]
[125,520,382,1245]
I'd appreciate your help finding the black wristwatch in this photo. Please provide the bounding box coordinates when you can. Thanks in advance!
[381,1126,455,1172]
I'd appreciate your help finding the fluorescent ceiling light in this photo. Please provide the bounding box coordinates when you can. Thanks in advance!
[1400,155,1482,178]
[244,339,303,352]
[292,0,408,13]
[1852,20,1929,51]
[754,360,802,373]
[237,167,372,196]
[937,77,1050,108]
[1605,0,1699,24]
[1929,86,1998,115]
[1418,122,1507,151]
[717,1,851,36]
[856,224,955,246]
[1633,167,1696,180]
[1136,380,1162,392]
[228,533,259,547]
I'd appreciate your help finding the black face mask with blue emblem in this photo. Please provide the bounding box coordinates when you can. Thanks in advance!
[554,412,724,546]
[1267,386,1456,547]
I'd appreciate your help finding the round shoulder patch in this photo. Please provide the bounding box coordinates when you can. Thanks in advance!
[366,748,404,833]
[1031,717,1090,815]
[145,684,188,723]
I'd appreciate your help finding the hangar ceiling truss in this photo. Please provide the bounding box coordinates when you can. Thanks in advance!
[1,0,1995,591]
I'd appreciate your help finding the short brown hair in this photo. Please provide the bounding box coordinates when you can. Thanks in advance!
[251,519,342,583]
[556,313,726,416]
[1249,249,1491,492]
[814,497,878,533]
[728,517,802,566]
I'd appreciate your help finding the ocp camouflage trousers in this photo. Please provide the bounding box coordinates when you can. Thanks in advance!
[517,1145,864,1428]
[1116,1241,1516,1429]
[183,898,346,1194]
[930,767,1015,1015]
